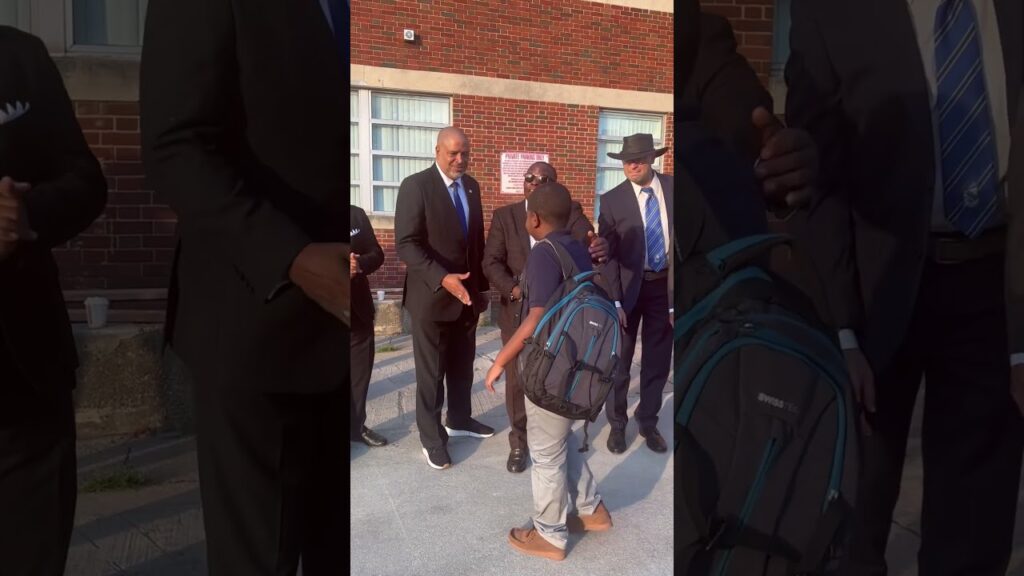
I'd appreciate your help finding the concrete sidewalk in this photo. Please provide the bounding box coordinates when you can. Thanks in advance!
[61,326,1024,575]
[350,327,674,576]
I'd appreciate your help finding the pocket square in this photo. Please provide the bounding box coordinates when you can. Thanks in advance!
[0,101,30,126]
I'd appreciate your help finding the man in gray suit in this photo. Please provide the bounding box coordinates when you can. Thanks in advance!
[786,1,1024,573]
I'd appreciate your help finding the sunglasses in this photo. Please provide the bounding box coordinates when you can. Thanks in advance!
[524,174,552,184]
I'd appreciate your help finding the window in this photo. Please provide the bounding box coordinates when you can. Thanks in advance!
[69,0,148,51]
[0,0,30,30]
[595,110,665,217]
[350,90,451,214]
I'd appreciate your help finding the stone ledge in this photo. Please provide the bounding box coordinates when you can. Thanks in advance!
[72,324,192,439]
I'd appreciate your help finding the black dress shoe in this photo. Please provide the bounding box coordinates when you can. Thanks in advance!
[607,429,627,454]
[359,427,388,447]
[507,448,528,473]
[640,427,667,453]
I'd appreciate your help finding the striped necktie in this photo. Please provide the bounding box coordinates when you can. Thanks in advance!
[451,181,468,238]
[642,187,666,271]
[934,0,1001,238]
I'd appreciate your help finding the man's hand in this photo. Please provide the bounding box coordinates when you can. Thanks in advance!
[288,242,349,324]
[484,363,503,393]
[586,231,609,264]
[442,272,473,306]
[617,308,628,332]
[0,177,36,261]
[1011,365,1024,418]
[510,285,523,302]
[350,252,360,278]
[844,348,877,435]
[752,106,818,210]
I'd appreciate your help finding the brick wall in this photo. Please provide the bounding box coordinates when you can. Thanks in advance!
[702,0,776,82]
[53,101,175,291]
[350,0,674,93]
[367,95,674,290]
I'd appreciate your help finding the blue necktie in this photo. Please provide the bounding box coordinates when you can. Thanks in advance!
[451,181,468,238]
[934,0,1001,238]
[328,0,344,61]
[642,187,665,271]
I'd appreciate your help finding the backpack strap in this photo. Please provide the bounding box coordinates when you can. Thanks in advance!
[536,237,595,284]
[793,495,851,574]
[705,233,791,276]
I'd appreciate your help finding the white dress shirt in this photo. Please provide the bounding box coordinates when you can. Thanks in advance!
[630,172,670,271]
[436,163,469,232]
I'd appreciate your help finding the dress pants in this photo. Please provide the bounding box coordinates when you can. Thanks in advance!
[500,322,528,451]
[0,359,77,576]
[524,396,601,549]
[842,253,1023,576]
[350,324,374,436]
[194,380,346,575]
[606,275,672,432]
[410,305,478,450]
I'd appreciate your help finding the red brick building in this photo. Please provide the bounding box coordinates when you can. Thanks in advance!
[350,0,675,289]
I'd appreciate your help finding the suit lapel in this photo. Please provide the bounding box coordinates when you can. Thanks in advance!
[995,0,1022,126]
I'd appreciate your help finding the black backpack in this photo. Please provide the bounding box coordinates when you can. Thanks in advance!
[517,238,622,451]
[674,233,859,575]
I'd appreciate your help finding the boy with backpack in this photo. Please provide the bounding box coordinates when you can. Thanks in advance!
[484,182,617,561]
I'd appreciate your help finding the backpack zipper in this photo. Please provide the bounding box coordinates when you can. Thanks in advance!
[713,435,780,575]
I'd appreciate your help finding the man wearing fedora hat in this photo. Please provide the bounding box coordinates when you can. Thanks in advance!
[598,133,673,454]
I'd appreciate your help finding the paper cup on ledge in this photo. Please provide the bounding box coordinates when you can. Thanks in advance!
[377,290,386,302]
[84,297,110,329]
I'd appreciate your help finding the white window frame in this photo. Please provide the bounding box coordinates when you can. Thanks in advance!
[64,0,147,54]
[0,0,32,30]
[351,88,452,215]
[595,109,666,217]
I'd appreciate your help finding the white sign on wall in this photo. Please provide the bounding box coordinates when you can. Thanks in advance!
[500,152,550,195]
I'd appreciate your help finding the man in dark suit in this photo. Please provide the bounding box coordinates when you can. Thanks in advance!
[786,1,1023,573]
[140,0,347,573]
[598,133,673,454]
[0,27,107,576]
[350,204,387,447]
[482,161,608,473]
[396,126,493,471]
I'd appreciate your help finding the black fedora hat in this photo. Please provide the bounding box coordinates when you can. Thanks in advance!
[607,133,669,162]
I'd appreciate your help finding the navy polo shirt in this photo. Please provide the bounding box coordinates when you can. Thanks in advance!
[525,230,593,310]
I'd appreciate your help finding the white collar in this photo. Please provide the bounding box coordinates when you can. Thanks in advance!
[436,163,462,190]
[630,172,661,198]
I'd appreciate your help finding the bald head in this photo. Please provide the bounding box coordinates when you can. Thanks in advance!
[523,161,558,198]
[435,127,471,180]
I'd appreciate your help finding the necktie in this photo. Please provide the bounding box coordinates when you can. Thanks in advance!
[642,187,665,271]
[451,181,468,238]
[328,0,344,61]
[934,0,1001,238]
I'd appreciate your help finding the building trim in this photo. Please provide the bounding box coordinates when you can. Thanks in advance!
[351,65,673,113]
[584,0,673,13]
[54,55,140,103]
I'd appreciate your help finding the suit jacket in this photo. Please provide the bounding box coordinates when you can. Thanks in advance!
[0,27,107,388]
[598,172,675,314]
[679,12,773,163]
[482,199,593,334]
[786,0,1023,370]
[351,205,384,334]
[395,165,489,322]
[140,0,346,392]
